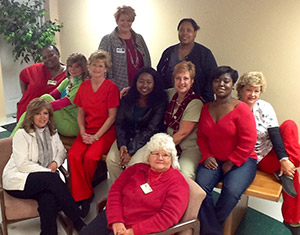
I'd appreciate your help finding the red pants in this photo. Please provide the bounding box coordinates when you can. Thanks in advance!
[258,120,300,223]
[68,131,115,201]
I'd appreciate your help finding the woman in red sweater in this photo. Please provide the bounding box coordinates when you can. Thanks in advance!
[196,66,257,235]
[79,133,189,235]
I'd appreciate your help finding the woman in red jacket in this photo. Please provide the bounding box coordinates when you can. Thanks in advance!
[196,66,257,234]
[79,133,189,235]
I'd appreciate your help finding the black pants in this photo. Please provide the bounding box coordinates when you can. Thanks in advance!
[6,172,82,235]
[79,210,113,235]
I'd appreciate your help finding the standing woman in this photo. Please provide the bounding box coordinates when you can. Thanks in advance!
[99,5,151,91]
[68,50,120,217]
[106,67,168,182]
[236,72,300,235]
[17,45,66,120]
[157,18,217,103]
[165,61,203,180]
[3,98,86,235]
[196,66,257,234]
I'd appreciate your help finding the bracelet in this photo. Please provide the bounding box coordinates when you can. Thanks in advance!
[94,134,99,141]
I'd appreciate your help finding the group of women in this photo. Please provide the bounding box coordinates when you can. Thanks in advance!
[3,4,300,235]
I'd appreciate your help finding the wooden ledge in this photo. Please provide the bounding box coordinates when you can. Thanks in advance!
[216,170,282,201]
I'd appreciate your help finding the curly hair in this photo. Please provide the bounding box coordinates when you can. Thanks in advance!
[236,71,267,97]
[114,5,136,22]
[66,53,88,80]
[144,133,180,170]
[124,67,168,107]
[21,98,56,135]
[88,50,112,72]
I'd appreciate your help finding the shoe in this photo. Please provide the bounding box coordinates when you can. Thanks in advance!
[80,193,95,218]
[274,170,297,197]
[284,221,300,235]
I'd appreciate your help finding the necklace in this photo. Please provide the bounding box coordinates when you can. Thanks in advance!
[124,37,140,69]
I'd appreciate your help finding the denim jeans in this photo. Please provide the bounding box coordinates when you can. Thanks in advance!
[196,158,257,235]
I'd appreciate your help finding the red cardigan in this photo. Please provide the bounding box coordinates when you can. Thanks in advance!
[106,163,189,235]
[197,102,257,167]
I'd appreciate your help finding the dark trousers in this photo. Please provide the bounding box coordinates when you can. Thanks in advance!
[79,210,113,235]
[6,172,82,235]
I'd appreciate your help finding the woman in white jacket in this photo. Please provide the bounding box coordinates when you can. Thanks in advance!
[2,98,85,235]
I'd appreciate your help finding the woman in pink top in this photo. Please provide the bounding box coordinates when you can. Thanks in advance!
[196,66,257,235]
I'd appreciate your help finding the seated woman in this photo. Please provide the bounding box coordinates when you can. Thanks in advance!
[12,53,88,137]
[165,61,203,180]
[236,71,300,235]
[2,98,85,234]
[68,50,119,218]
[17,45,66,121]
[196,66,257,234]
[106,67,168,182]
[79,133,189,235]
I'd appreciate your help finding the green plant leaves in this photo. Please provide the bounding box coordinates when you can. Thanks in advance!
[0,0,63,64]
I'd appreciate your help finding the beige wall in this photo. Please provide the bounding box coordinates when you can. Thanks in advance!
[52,0,300,127]
[0,58,7,123]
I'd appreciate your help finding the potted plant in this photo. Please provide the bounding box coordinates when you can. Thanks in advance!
[0,0,63,64]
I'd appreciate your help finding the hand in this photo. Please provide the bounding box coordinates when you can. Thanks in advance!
[120,153,131,168]
[47,161,58,172]
[120,87,130,99]
[204,157,218,170]
[124,228,134,235]
[280,159,296,178]
[222,160,234,175]
[112,223,126,235]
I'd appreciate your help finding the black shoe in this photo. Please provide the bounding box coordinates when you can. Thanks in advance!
[274,170,297,198]
[80,193,95,218]
[284,221,300,235]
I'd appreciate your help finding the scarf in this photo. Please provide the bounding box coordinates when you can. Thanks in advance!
[61,75,82,98]
[35,126,53,167]
[165,88,201,155]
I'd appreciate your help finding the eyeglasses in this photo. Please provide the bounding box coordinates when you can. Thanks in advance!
[150,151,171,158]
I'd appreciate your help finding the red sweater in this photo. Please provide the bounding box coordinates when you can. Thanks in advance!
[197,102,257,167]
[106,163,189,235]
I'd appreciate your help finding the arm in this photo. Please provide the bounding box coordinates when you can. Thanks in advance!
[99,35,109,51]
[202,49,217,103]
[12,130,51,173]
[227,103,257,167]
[77,107,89,143]
[173,121,197,145]
[52,132,67,167]
[49,88,61,100]
[50,97,72,111]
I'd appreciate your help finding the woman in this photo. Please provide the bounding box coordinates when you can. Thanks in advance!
[196,66,257,234]
[17,45,66,120]
[2,98,85,235]
[106,67,168,182]
[79,133,189,235]
[68,50,119,218]
[236,71,300,235]
[12,53,88,137]
[99,5,151,91]
[165,61,203,180]
[157,18,217,103]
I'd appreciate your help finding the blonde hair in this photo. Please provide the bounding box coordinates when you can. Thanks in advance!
[236,71,267,97]
[88,50,112,72]
[114,5,136,22]
[173,61,196,83]
[144,133,180,170]
[21,98,56,135]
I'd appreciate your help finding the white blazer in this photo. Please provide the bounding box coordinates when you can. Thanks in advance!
[3,128,66,190]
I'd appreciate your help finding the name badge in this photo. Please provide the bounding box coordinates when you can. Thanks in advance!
[47,80,57,85]
[140,183,153,194]
[116,48,126,53]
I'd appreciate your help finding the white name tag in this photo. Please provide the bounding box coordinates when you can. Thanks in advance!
[116,48,126,53]
[140,183,153,194]
[47,80,57,85]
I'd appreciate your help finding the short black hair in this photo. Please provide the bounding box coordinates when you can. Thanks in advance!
[177,18,200,31]
[210,66,239,84]
[42,45,60,56]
